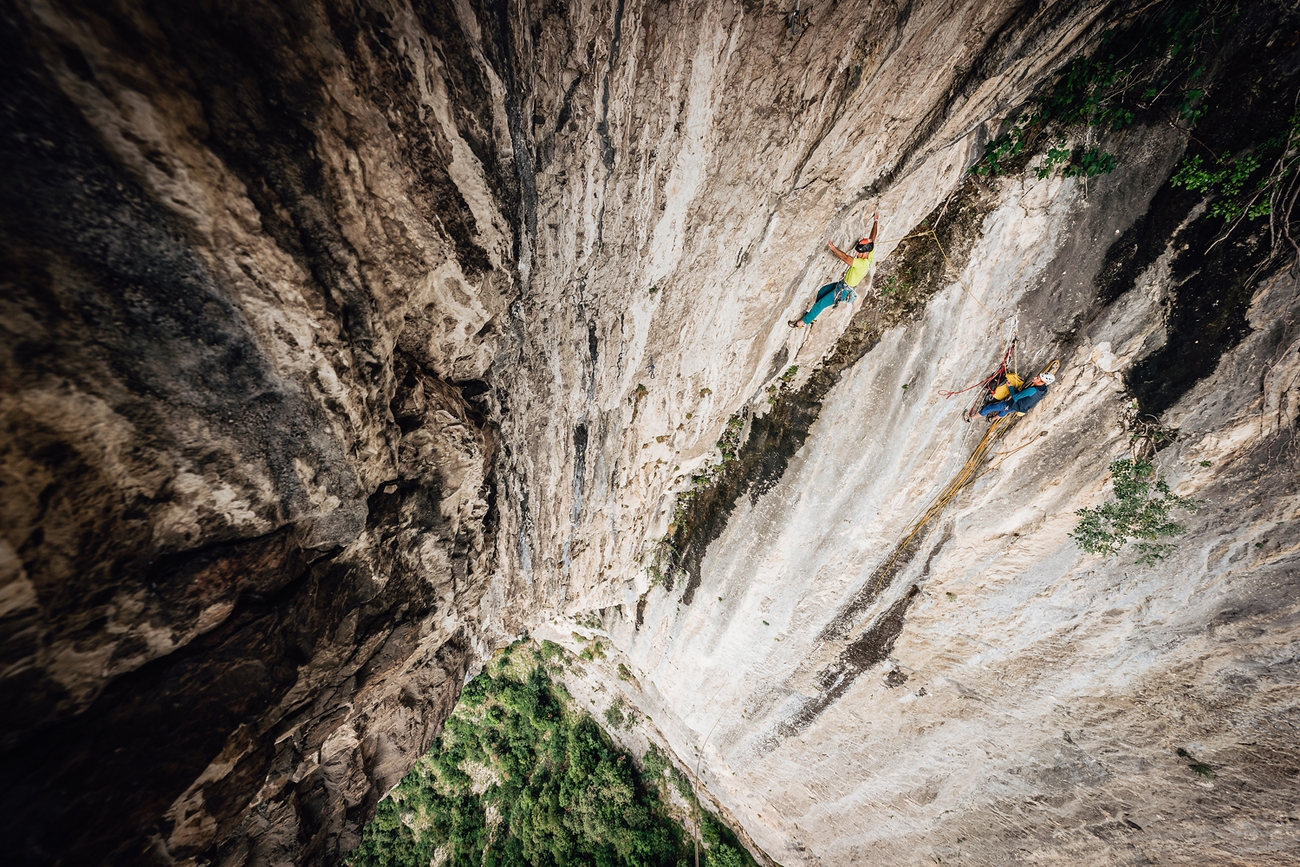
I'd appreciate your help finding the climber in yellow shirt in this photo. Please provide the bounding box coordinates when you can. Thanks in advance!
[791,212,879,328]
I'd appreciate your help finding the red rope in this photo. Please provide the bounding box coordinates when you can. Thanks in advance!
[938,338,1017,399]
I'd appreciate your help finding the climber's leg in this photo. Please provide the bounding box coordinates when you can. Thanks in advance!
[801,283,839,325]
[978,399,1011,418]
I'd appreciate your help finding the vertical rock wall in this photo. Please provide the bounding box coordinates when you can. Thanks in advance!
[2,0,1298,865]
[535,4,1300,865]
[1,0,516,863]
[495,0,1116,623]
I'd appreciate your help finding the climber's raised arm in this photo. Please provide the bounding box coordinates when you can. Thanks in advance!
[827,239,855,265]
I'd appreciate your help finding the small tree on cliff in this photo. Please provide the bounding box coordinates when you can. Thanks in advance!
[1071,458,1196,565]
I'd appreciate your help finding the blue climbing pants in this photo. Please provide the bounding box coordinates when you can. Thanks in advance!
[801,282,841,325]
[979,386,1045,418]
[978,398,1012,418]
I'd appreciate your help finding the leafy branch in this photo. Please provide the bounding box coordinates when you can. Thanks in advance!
[975,0,1236,179]
[1071,459,1197,565]
[1172,105,1300,263]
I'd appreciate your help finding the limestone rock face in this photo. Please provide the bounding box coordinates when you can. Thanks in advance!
[2,0,1299,865]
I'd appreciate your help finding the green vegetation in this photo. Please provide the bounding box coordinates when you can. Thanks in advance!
[1177,747,1215,779]
[603,696,637,731]
[674,416,745,514]
[1172,151,1267,217]
[346,643,755,867]
[579,638,608,662]
[650,411,749,589]
[668,766,694,804]
[714,415,745,466]
[1125,410,1177,458]
[642,749,751,867]
[764,369,795,405]
[1071,459,1196,565]
[1171,109,1300,221]
[643,744,670,778]
[762,366,799,405]
[975,0,1236,178]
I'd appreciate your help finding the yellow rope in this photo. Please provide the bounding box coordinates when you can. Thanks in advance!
[866,416,1013,597]
[861,358,1058,600]
[988,429,1048,471]
[870,230,931,244]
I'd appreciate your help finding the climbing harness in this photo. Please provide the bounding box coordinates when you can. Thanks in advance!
[938,337,1022,422]
[969,357,1059,422]
[792,233,871,328]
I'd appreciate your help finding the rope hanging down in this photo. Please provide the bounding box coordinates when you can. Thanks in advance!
[859,357,1058,600]
[989,430,1049,470]
[863,415,1014,598]
[929,229,1005,325]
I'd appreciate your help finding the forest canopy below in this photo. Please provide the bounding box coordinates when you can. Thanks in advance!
[345,641,756,867]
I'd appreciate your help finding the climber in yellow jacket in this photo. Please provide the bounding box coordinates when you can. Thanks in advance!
[791,212,879,328]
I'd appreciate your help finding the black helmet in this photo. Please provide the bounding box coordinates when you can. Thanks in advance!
[854,238,874,253]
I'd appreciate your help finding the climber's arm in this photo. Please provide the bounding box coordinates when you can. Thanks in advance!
[827,240,854,265]
[1007,385,1039,403]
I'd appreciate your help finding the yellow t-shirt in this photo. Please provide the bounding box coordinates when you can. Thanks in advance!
[843,251,874,287]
